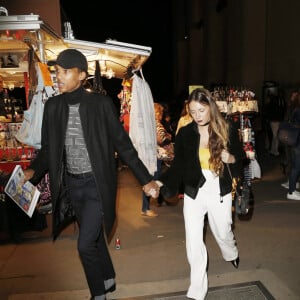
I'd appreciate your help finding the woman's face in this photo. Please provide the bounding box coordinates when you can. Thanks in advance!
[188,100,210,126]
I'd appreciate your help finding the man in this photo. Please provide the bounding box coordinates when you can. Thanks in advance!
[23,49,159,300]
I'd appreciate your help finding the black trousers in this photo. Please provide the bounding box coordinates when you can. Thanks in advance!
[66,174,115,296]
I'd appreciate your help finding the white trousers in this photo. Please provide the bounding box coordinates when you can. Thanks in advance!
[184,170,238,300]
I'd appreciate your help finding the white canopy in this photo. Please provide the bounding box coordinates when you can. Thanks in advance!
[0,14,152,88]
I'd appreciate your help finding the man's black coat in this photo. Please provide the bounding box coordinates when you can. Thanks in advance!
[30,87,152,238]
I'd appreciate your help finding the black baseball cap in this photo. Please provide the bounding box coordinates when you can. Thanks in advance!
[47,49,88,72]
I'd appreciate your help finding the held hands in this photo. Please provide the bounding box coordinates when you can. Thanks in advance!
[143,180,160,198]
[221,150,236,164]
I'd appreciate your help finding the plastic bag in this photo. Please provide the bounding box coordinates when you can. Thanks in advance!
[250,158,261,179]
[15,92,44,149]
[15,62,55,149]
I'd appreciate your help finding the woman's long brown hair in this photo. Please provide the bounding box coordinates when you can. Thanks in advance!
[188,88,228,175]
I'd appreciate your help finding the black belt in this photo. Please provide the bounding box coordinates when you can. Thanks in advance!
[66,171,94,179]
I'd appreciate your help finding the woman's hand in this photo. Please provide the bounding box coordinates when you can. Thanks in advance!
[221,150,236,164]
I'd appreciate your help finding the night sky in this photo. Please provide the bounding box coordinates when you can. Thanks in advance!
[60,0,174,102]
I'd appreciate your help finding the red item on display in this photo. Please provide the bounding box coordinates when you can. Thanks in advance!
[0,160,31,174]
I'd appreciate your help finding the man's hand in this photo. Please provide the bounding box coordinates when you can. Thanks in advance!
[143,180,160,198]
[23,168,35,182]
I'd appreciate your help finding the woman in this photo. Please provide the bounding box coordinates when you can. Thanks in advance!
[175,100,193,135]
[141,103,173,216]
[155,102,174,205]
[157,88,245,300]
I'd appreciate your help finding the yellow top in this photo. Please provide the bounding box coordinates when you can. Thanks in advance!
[199,148,211,170]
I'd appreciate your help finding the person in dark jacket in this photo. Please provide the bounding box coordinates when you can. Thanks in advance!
[286,93,300,200]
[157,88,246,300]
[23,49,159,300]
[265,90,286,156]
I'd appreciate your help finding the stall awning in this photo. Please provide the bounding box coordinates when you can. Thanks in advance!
[62,38,152,79]
[0,14,152,88]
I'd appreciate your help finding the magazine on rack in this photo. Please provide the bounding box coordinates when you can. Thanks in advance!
[4,165,40,218]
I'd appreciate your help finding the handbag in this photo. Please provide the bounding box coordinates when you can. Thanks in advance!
[234,180,251,215]
[157,143,174,161]
[226,164,251,215]
[277,121,300,147]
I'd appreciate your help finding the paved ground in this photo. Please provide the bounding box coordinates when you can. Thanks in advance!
[116,281,276,299]
[0,152,299,300]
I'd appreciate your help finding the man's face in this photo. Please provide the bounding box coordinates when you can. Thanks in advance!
[54,65,86,94]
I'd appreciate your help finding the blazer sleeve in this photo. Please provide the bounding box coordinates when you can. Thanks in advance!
[103,97,153,185]
[29,100,51,183]
[227,119,247,178]
[158,128,186,197]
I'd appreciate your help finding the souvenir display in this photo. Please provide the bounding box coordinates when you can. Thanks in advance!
[213,86,260,214]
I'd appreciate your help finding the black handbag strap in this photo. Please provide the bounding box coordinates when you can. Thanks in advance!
[226,163,233,179]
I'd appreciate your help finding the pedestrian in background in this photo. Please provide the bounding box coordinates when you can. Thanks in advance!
[141,102,173,216]
[265,90,286,156]
[285,91,300,200]
[157,88,245,300]
[154,102,174,205]
[22,49,159,300]
[281,89,300,189]
[175,100,193,135]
